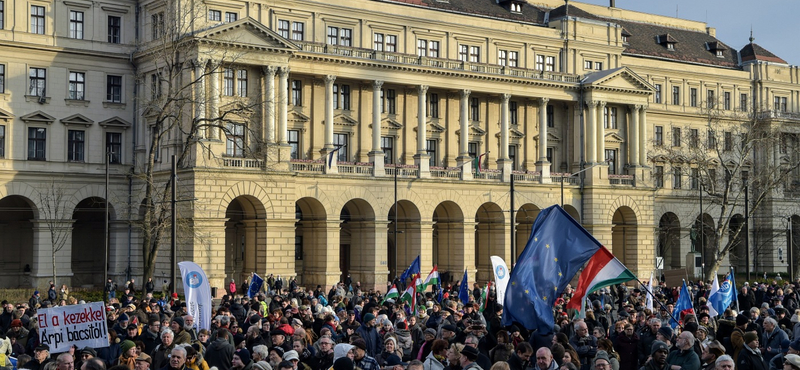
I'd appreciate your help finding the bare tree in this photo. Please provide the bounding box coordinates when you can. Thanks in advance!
[36,180,71,288]
[134,1,268,287]
[650,100,800,278]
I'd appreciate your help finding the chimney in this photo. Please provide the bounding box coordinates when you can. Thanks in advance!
[706,27,716,37]
[610,0,615,7]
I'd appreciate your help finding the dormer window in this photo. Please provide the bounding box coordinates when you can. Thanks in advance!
[657,34,678,51]
[621,28,631,44]
[706,41,727,58]
[716,50,723,57]
[510,3,522,12]
[499,0,523,13]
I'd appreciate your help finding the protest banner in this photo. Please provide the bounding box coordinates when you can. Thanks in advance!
[179,261,212,330]
[36,301,108,353]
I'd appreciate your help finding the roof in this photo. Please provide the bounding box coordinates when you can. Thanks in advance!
[740,42,787,64]
[377,0,547,24]
[549,4,739,68]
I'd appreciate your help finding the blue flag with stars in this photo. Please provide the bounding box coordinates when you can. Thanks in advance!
[459,269,470,305]
[501,205,602,334]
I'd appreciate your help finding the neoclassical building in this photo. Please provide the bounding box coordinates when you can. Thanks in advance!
[0,0,798,292]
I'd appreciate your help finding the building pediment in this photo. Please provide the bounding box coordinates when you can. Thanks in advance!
[498,128,525,140]
[380,117,403,130]
[198,17,299,51]
[99,117,131,129]
[533,132,561,143]
[60,114,94,127]
[582,67,654,94]
[333,113,358,126]
[288,110,310,123]
[20,111,56,124]
[427,121,446,134]
[604,132,625,143]
[0,108,13,121]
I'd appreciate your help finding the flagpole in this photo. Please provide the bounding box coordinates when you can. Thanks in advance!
[732,266,740,314]
[636,279,681,328]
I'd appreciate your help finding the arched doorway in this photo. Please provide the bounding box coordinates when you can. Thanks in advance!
[563,205,581,223]
[340,199,376,284]
[388,200,421,281]
[729,214,746,273]
[693,214,716,272]
[658,213,681,270]
[0,196,36,287]
[432,201,464,286]
[295,197,327,287]
[72,197,114,287]
[612,207,638,266]
[475,202,504,281]
[792,215,800,281]
[224,196,266,285]
[515,204,540,260]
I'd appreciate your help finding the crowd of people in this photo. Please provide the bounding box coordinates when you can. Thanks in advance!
[2,275,800,370]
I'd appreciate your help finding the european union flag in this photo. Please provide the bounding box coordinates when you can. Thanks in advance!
[248,273,264,299]
[400,255,421,283]
[459,269,470,305]
[501,205,601,334]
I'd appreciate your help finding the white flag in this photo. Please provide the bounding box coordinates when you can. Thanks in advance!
[178,261,213,330]
[707,273,721,317]
[490,256,510,305]
[646,272,655,311]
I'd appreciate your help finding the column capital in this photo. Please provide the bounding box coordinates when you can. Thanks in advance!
[373,80,384,90]
[632,104,642,112]
[192,58,208,68]
[262,66,278,76]
[598,101,607,108]
[501,93,511,103]
[587,100,599,107]
[460,89,471,99]
[418,85,429,95]
[324,75,336,84]
[278,67,290,78]
[539,97,550,106]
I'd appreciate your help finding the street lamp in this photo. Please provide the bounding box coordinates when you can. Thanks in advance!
[560,162,605,206]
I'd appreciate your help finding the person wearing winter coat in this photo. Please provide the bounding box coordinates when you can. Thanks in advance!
[613,325,639,370]
[423,339,448,370]
[665,332,701,370]
[205,329,235,370]
[639,341,669,370]
[738,331,768,370]
[395,322,414,361]
[762,317,790,363]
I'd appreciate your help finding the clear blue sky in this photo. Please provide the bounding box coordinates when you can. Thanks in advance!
[575,0,799,65]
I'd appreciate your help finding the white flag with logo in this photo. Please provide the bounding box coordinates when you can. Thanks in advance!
[490,256,510,306]
[178,261,212,330]
[646,272,655,311]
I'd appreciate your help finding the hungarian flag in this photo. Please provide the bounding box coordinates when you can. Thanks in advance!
[400,285,416,315]
[567,245,635,315]
[414,275,426,292]
[479,282,492,312]
[382,284,399,304]
[423,266,440,289]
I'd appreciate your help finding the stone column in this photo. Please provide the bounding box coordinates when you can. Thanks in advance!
[629,105,640,166]
[414,85,430,178]
[324,75,336,150]
[208,61,220,139]
[639,106,648,166]
[263,66,277,144]
[586,101,597,163]
[597,101,606,163]
[369,80,386,176]
[537,98,551,182]
[458,89,473,180]
[498,94,512,181]
[277,68,290,144]
[194,60,206,139]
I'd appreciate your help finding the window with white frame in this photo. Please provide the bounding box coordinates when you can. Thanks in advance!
[510,101,518,125]
[151,12,164,39]
[236,69,247,97]
[536,55,545,70]
[381,136,393,164]
[654,84,662,103]
[225,12,237,23]
[107,75,122,103]
[223,68,234,96]
[69,11,84,39]
[605,149,617,174]
[288,130,300,159]
[417,39,440,57]
[470,97,480,121]
[373,33,397,52]
[603,107,618,129]
[225,123,245,157]
[0,1,4,30]
[545,56,555,71]
[459,45,480,63]
[208,9,221,22]
[498,50,518,67]
[334,133,348,162]
[31,5,45,34]
[68,72,85,100]
[428,93,439,118]
[28,127,46,160]
[29,67,46,96]
[673,167,682,189]
[0,125,5,158]
[0,64,4,93]
[595,62,603,70]
[291,22,304,41]
[277,20,289,38]
[327,27,352,46]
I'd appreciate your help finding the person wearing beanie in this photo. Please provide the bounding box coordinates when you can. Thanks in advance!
[732,314,751,363]
[118,340,138,370]
[656,326,673,349]
[640,341,669,370]
[332,357,354,370]
[762,317,789,363]
[738,331,767,370]
[233,348,253,370]
[170,316,191,345]
[113,313,130,338]
[351,338,380,370]
[355,313,382,358]
[666,331,701,370]
[460,345,481,370]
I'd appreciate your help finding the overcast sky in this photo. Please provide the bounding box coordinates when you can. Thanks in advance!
[574,0,799,66]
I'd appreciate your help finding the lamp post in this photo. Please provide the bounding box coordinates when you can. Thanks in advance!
[560,162,604,206]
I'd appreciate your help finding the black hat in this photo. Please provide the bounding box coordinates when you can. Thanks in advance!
[351,338,367,351]
[442,324,457,333]
[384,354,406,366]
[171,316,184,327]
[80,347,97,357]
[127,323,138,330]
[333,357,354,370]
[461,345,479,361]
[684,322,699,333]
[235,348,251,365]
[495,304,504,312]
[736,314,749,326]
[270,328,286,336]
[658,326,673,340]
[651,341,669,355]
[35,344,50,352]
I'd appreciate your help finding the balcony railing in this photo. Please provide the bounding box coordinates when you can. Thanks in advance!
[430,167,464,179]
[290,160,325,172]
[296,42,580,84]
[609,174,635,186]
[337,162,373,176]
[222,158,264,169]
[758,110,800,121]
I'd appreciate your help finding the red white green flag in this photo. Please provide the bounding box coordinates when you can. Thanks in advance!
[479,282,492,312]
[400,284,417,315]
[566,245,636,315]
[423,266,440,289]
[382,284,399,304]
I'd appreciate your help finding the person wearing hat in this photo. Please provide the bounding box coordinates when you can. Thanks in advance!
[732,314,752,363]
[383,354,406,370]
[441,324,458,344]
[333,357,355,370]
[27,343,52,370]
[640,341,669,370]
[170,316,192,345]
[355,313,382,358]
[135,353,152,370]
[738,331,768,370]
[769,339,793,370]
[666,331,701,370]
[233,348,254,370]
[270,327,292,353]
[784,354,800,370]
[763,317,789,363]
[417,328,437,361]
[460,345,482,370]
[351,338,380,370]
[77,347,100,370]
[9,318,30,349]
[118,339,139,369]
[702,341,726,370]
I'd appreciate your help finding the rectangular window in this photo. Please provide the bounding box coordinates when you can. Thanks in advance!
[29,67,46,96]
[708,169,717,189]
[708,130,716,148]
[458,45,468,62]
[68,72,85,100]
[385,89,396,114]
[327,26,338,45]
[426,139,437,167]
[0,1,4,30]
[107,132,122,164]
[724,92,731,110]
[545,56,555,71]
[151,12,164,39]
[673,167,682,189]
[508,51,519,67]
[594,62,603,70]
[381,136,393,164]
[604,107,618,129]
[468,142,478,158]
[654,166,664,188]
[208,10,221,22]
[469,46,480,63]
[236,69,247,97]
[291,22,304,41]
[225,12,237,23]
[672,127,681,147]
[689,129,698,148]
[223,68,234,96]
[428,41,439,58]
[67,130,85,162]
[778,97,788,112]
[0,64,5,93]
[28,127,46,160]
[0,125,4,158]
[277,20,289,38]
[107,75,122,103]
[740,93,748,112]
[470,97,480,121]
[150,73,161,100]
[510,101,518,125]
[690,88,697,107]
[373,33,384,51]
[332,85,339,109]
[691,168,699,190]
[509,145,517,170]
[428,93,439,118]
[499,50,507,66]
[655,126,663,146]
[672,86,680,105]
[69,10,84,39]
[326,27,351,46]
[536,55,545,70]
[724,131,733,151]
[108,16,121,43]
[605,149,617,175]
[334,133,348,162]
[225,123,244,157]
[707,90,715,108]
[499,50,518,67]
[546,147,553,165]
[584,60,592,70]
[294,236,303,261]
[291,80,302,106]
[385,35,397,52]
[288,130,300,159]
[31,5,45,34]
[340,85,350,110]
[547,105,554,128]
[417,39,427,57]
[654,84,662,104]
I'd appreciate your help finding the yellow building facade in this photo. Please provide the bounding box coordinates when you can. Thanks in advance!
[0,0,798,292]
